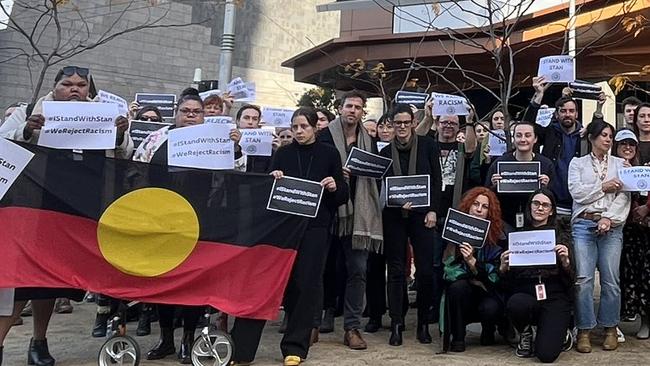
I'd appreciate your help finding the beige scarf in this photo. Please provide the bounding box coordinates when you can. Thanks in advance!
[329,118,383,253]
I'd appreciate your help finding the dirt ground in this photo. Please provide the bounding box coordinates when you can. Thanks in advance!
[3,301,650,366]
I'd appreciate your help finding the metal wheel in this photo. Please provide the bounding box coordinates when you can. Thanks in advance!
[98,335,140,366]
[191,328,234,366]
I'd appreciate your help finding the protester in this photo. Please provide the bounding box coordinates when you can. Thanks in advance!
[486,122,554,228]
[378,104,442,346]
[469,121,492,187]
[229,107,348,366]
[318,90,383,350]
[133,105,164,122]
[502,188,574,362]
[204,92,234,117]
[621,96,641,129]
[632,102,650,164]
[316,108,335,131]
[443,187,505,352]
[568,120,630,353]
[278,128,294,147]
[233,104,276,173]
[0,65,131,366]
[415,98,477,324]
[376,114,395,143]
[363,118,377,138]
[2,103,20,126]
[489,110,506,130]
[613,129,650,339]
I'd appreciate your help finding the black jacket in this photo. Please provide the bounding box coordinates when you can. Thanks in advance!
[269,140,349,228]
[379,135,442,215]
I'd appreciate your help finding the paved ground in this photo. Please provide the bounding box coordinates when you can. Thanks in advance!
[3,301,650,366]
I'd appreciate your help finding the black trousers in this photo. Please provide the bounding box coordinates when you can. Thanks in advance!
[383,210,436,325]
[231,227,331,362]
[446,279,502,343]
[158,304,203,332]
[365,251,387,321]
[507,291,572,363]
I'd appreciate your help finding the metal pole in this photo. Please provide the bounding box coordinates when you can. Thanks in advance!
[568,0,576,57]
[218,0,236,88]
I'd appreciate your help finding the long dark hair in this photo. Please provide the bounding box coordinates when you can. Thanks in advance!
[586,120,615,145]
[291,107,318,127]
[632,102,650,137]
[524,188,557,228]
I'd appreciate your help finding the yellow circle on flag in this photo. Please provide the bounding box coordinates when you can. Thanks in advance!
[97,188,199,277]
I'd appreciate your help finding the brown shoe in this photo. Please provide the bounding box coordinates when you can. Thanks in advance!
[576,329,592,353]
[343,329,367,350]
[603,327,619,351]
[310,328,319,346]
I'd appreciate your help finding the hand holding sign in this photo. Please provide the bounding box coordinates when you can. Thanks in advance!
[537,55,575,83]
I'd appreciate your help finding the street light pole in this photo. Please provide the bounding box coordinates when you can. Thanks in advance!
[218,0,236,88]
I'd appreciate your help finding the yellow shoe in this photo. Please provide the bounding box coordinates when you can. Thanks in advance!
[283,355,302,366]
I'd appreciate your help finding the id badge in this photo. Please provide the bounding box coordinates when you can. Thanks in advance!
[535,283,547,301]
[515,213,524,228]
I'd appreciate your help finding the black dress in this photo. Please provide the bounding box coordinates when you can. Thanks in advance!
[620,194,650,318]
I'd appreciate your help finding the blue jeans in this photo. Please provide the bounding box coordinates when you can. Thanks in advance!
[572,218,623,329]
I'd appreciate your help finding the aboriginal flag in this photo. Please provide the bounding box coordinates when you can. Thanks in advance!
[0,144,308,320]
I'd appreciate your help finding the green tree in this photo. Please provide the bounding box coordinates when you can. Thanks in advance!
[297,87,336,110]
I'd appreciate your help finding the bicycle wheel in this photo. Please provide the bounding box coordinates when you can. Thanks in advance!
[97,335,140,366]
[191,329,233,366]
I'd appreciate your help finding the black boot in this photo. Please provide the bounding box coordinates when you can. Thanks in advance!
[417,323,432,344]
[388,323,403,346]
[146,327,175,360]
[320,308,335,333]
[136,307,151,336]
[178,330,194,364]
[92,312,110,338]
[27,338,54,366]
[364,317,382,333]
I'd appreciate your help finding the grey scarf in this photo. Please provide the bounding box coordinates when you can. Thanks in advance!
[329,118,383,253]
[390,134,418,176]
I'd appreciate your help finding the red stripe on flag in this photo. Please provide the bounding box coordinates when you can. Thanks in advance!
[0,207,296,320]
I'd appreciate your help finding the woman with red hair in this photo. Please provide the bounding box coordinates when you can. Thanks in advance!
[442,187,505,352]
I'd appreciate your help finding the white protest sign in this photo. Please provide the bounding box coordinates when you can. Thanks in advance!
[537,55,575,83]
[619,166,650,192]
[239,82,257,102]
[39,101,118,150]
[204,116,234,125]
[377,141,390,152]
[199,89,222,100]
[167,124,234,170]
[240,128,273,156]
[98,90,128,116]
[431,93,469,116]
[262,107,295,127]
[488,129,507,156]
[0,138,35,201]
[535,108,555,127]
[227,77,250,100]
[509,229,557,267]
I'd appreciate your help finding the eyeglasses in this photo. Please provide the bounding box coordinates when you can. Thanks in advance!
[140,116,162,122]
[393,120,412,127]
[440,120,459,127]
[179,109,204,115]
[60,66,89,77]
[531,200,552,210]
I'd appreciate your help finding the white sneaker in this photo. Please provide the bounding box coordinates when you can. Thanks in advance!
[617,326,626,343]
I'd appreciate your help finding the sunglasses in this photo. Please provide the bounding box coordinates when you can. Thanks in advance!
[61,66,89,77]
[140,116,162,122]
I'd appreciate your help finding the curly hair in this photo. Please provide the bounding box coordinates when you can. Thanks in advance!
[457,187,503,246]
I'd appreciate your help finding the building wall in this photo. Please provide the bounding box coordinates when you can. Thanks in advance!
[0,0,339,112]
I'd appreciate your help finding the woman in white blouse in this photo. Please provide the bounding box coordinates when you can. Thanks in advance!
[568,120,631,354]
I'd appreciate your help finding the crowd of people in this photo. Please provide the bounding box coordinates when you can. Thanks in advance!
[0,65,649,366]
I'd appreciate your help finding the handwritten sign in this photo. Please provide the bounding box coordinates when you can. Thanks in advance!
[135,93,176,119]
[39,101,118,150]
[240,128,273,156]
[619,166,650,192]
[537,55,575,83]
[204,116,234,125]
[509,230,557,267]
[262,107,295,128]
[386,174,430,208]
[266,176,324,218]
[442,208,491,248]
[431,93,469,116]
[167,124,234,170]
[535,108,555,127]
[344,147,393,179]
[227,77,252,100]
[0,138,34,201]
[488,129,507,156]
[98,90,128,116]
